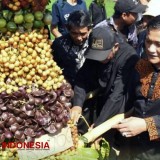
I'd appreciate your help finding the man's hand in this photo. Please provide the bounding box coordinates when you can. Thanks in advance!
[112,117,147,137]
[70,106,82,125]
[51,25,62,38]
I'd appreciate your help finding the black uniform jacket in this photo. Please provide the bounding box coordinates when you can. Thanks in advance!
[73,41,139,126]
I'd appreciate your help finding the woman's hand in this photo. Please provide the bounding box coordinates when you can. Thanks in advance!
[112,117,147,137]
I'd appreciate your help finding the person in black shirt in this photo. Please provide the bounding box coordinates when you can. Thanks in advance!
[52,10,92,87]
[71,26,139,127]
[113,15,160,160]
[89,0,107,26]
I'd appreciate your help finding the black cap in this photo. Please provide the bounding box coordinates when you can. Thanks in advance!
[115,0,147,13]
[85,27,116,61]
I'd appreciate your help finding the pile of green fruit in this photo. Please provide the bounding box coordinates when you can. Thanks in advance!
[0,9,52,33]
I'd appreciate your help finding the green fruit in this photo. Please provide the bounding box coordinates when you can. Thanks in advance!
[24,13,34,23]
[43,13,52,25]
[7,21,17,32]
[14,14,24,24]
[23,22,33,30]
[0,18,7,28]
[34,11,43,20]
[33,20,44,29]
[0,28,7,33]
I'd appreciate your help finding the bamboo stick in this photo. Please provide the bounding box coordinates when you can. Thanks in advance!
[82,113,125,143]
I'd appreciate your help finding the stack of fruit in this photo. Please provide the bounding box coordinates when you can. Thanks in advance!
[0,29,64,93]
[1,0,49,11]
[0,0,52,33]
[0,27,75,141]
[0,0,78,159]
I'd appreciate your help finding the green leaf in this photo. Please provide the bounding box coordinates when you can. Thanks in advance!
[7,11,13,21]
[2,10,9,20]
[14,9,23,15]
[77,148,99,159]
[80,136,89,143]
[99,139,110,160]
[60,154,98,160]
[56,148,99,160]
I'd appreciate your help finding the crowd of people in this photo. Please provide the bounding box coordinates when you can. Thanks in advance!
[50,0,160,159]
